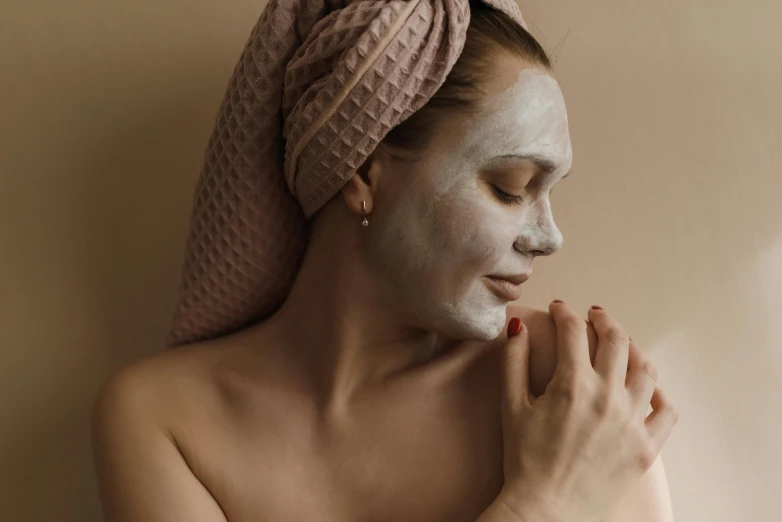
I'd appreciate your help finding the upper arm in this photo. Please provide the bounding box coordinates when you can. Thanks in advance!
[91,365,228,522]
[602,455,675,522]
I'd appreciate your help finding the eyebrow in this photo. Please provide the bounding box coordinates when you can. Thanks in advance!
[495,153,571,179]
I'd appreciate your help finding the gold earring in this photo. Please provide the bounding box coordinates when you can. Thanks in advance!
[361,200,369,227]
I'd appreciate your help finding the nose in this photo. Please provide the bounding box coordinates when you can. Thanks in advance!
[513,200,563,257]
[529,241,561,257]
[525,231,563,257]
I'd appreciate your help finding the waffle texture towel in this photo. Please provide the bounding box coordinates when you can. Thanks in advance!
[167,0,527,347]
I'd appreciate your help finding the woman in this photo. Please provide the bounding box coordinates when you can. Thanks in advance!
[91,0,678,520]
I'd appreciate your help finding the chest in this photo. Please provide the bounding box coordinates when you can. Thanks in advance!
[186,376,506,522]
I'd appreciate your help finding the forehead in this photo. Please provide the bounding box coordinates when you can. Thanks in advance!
[458,60,573,169]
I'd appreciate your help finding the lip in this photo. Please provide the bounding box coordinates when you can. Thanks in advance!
[485,274,530,301]
[489,272,531,285]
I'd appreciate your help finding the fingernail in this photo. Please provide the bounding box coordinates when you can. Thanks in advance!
[591,305,603,310]
[552,299,563,304]
[507,318,522,337]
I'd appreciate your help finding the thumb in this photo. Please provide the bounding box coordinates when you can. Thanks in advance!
[501,318,532,416]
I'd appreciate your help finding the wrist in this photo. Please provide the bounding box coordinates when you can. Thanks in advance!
[475,498,529,522]
[491,487,564,522]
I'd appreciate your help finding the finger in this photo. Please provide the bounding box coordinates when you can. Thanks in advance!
[585,319,598,367]
[549,300,591,374]
[645,386,679,450]
[501,318,532,416]
[588,306,630,387]
[625,339,657,414]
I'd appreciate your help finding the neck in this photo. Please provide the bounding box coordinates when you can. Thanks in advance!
[256,217,462,419]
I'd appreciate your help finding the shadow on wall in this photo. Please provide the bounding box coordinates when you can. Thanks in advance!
[649,233,782,521]
[2,66,223,521]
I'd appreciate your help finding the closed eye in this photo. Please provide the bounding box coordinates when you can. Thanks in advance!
[491,185,525,205]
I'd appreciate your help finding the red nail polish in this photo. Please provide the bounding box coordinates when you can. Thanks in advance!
[552,299,563,304]
[507,318,522,337]
[591,305,603,310]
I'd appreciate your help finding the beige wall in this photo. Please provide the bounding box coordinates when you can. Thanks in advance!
[2,0,779,520]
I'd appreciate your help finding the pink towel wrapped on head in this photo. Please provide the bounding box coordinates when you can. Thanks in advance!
[167,0,528,347]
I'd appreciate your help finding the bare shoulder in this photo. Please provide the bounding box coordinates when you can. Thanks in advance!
[91,322,281,452]
[92,340,226,428]
[506,303,555,336]
[90,336,253,521]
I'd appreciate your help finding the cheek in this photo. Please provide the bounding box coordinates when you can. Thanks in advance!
[470,214,519,264]
[433,195,518,277]
[375,167,520,285]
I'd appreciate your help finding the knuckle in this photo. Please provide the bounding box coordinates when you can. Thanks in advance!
[639,361,659,383]
[604,327,630,345]
[552,372,587,404]
[604,391,621,415]
[562,317,588,335]
[637,447,658,470]
[504,348,522,366]
[592,388,622,419]
[591,393,610,417]
[667,406,680,424]
[559,386,579,406]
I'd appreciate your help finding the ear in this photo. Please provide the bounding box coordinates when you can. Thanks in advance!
[340,146,385,217]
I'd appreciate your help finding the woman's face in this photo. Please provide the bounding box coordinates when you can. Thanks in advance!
[367,58,573,341]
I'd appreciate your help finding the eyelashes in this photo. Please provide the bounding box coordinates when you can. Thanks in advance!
[490,184,556,206]
[491,185,525,205]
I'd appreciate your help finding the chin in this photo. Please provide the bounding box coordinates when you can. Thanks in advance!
[436,301,508,342]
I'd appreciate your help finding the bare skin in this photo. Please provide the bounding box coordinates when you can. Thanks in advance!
[92,306,672,522]
[92,53,674,522]
[95,307,532,522]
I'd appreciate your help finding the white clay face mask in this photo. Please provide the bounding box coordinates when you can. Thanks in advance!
[370,67,573,341]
